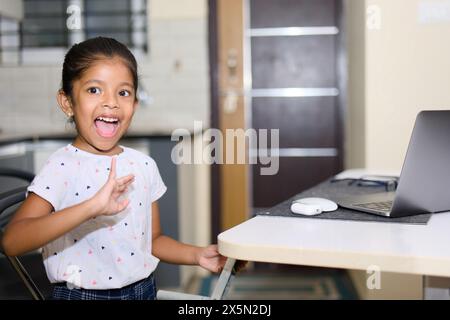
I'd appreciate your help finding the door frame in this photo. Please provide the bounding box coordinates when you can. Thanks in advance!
[208,0,221,242]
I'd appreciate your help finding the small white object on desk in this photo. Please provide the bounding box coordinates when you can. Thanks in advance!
[290,197,338,216]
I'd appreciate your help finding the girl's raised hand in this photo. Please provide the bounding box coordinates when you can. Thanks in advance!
[91,156,134,217]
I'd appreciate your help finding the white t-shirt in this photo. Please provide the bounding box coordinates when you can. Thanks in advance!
[27,143,167,289]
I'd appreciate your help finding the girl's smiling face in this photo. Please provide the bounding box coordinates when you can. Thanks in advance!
[58,57,137,155]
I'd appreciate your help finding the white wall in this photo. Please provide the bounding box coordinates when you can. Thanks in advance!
[0,0,23,19]
[345,0,366,169]
[133,0,210,134]
[178,133,212,286]
[346,0,450,299]
[365,0,450,171]
[151,0,207,19]
[347,0,450,171]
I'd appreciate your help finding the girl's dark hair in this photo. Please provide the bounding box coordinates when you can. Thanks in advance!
[62,37,138,101]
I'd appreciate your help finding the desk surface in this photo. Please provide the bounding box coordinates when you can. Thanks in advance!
[218,208,450,278]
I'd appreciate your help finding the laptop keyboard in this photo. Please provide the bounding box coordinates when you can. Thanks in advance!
[354,201,393,212]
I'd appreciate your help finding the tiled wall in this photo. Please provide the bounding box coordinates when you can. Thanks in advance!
[133,17,210,134]
[0,65,65,134]
[0,0,209,136]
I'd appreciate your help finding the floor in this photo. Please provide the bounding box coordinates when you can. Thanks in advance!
[194,264,358,300]
[0,252,53,300]
[0,256,358,300]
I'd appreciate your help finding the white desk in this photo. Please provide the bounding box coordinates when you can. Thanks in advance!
[218,209,450,278]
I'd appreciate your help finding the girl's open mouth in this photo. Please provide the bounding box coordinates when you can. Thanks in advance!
[94,116,120,138]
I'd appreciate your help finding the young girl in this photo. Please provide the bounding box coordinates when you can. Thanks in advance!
[1,37,226,300]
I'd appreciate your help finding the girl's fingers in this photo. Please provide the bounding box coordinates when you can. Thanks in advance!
[116,177,134,191]
[116,184,130,194]
[111,174,134,190]
[108,156,117,181]
[116,174,134,185]
[112,181,133,199]
[116,199,130,212]
[204,245,220,258]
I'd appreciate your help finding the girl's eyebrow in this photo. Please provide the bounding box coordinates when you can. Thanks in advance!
[119,82,134,88]
[82,79,134,88]
[83,79,104,86]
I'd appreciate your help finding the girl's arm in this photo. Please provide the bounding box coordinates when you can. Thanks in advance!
[151,201,226,273]
[2,157,134,257]
[2,193,98,256]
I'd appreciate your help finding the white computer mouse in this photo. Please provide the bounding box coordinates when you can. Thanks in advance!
[290,198,338,216]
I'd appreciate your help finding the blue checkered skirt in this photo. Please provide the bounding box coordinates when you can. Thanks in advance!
[51,274,157,300]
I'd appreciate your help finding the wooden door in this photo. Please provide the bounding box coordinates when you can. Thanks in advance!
[210,0,346,238]
[249,0,345,210]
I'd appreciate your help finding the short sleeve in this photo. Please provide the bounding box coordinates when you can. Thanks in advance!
[27,157,68,211]
[148,158,167,203]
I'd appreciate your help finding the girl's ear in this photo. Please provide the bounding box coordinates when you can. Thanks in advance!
[56,90,74,118]
[132,98,139,113]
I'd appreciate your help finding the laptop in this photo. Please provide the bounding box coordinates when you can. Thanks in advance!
[338,110,450,218]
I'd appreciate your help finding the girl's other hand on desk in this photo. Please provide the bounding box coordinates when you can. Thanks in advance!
[89,156,135,217]
[197,244,227,273]
[196,245,248,274]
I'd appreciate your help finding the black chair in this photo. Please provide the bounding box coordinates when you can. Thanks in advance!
[0,168,45,300]
[0,168,35,183]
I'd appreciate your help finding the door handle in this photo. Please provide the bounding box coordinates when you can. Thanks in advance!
[227,48,238,82]
[222,49,241,114]
[223,90,239,114]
